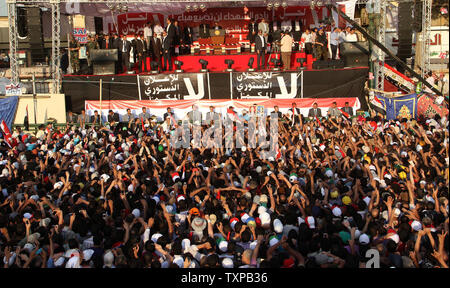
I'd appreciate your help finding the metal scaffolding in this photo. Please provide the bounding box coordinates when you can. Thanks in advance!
[7,0,19,85]
[51,0,61,93]
[375,0,386,90]
[421,0,432,78]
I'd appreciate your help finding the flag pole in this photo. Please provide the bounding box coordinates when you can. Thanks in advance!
[99,78,103,127]
[32,73,37,133]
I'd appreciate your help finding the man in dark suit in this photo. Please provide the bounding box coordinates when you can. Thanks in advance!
[134,34,146,71]
[163,107,174,123]
[112,34,121,73]
[66,110,77,125]
[288,103,301,125]
[119,34,131,73]
[255,30,266,70]
[182,26,194,55]
[341,102,353,117]
[308,102,322,118]
[199,23,210,38]
[90,110,101,125]
[131,34,139,65]
[247,19,258,43]
[166,18,176,43]
[212,22,222,30]
[150,32,162,71]
[101,34,113,49]
[162,31,172,71]
[107,110,120,123]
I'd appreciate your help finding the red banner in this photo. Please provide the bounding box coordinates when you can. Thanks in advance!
[114,6,331,35]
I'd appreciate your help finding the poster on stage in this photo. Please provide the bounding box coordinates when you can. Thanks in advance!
[139,73,210,100]
[232,71,302,99]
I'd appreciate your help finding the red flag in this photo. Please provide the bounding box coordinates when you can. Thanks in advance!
[227,107,241,123]
[315,116,321,126]
[0,120,14,148]
[338,108,350,119]
[276,148,282,160]
[141,117,145,131]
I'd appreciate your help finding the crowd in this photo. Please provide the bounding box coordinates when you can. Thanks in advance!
[0,104,448,269]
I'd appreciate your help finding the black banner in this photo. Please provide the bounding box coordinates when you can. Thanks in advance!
[139,73,209,100]
[232,71,302,99]
[63,68,368,113]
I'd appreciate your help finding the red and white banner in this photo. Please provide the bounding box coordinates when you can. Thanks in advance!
[85,98,359,122]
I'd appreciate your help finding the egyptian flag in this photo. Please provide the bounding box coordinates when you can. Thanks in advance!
[141,116,145,131]
[0,120,14,148]
[24,105,29,131]
[172,172,180,182]
[276,147,282,160]
[315,115,321,126]
[338,108,350,121]
[227,107,241,123]
[369,94,386,115]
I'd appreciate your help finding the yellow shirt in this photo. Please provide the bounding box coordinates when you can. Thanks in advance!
[280,35,293,53]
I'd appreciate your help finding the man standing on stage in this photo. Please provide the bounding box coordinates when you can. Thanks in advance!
[330,28,341,60]
[86,35,99,71]
[308,102,322,118]
[258,18,269,43]
[247,19,258,43]
[341,101,353,117]
[162,30,172,71]
[139,107,151,121]
[327,101,341,119]
[144,22,152,51]
[120,34,131,73]
[315,28,328,60]
[289,102,301,125]
[301,29,313,55]
[150,32,163,71]
[255,30,266,70]
[69,35,80,74]
[280,31,293,71]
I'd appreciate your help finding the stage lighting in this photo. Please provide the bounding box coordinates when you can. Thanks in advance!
[267,3,273,10]
[199,59,208,72]
[200,4,206,12]
[274,2,280,9]
[282,2,288,8]
[186,5,191,11]
[248,57,255,72]
[174,60,184,73]
[150,61,159,74]
[270,58,281,71]
[193,4,199,11]
[296,58,306,70]
[225,59,234,71]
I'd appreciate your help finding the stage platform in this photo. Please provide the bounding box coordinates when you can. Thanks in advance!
[63,66,368,113]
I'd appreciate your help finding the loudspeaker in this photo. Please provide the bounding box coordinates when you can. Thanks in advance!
[339,42,369,67]
[94,17,103,35]
[26,7,45,63]
[312,60,330,70]
[17,7,28,37]
[90,49,118,62]
[397,2,413,61]
[93,62,116,75]
[328,59,345,69]
[413,0,423,32]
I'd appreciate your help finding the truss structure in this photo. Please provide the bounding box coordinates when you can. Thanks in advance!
[6,0,435,94]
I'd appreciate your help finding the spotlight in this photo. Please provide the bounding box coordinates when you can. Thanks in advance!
[270,58,281,71]
[274,2,280,9]
[225,59,234,71]
[199,59,208,72]
[174,60,184,73]
[267,3,273,10]
[248,57,255,72]
[193,4,199,11]
[282,2,288,8]
[200,4,206,12]
[150,61,159,74]
[297,58,306,70]
[186,5,191,11]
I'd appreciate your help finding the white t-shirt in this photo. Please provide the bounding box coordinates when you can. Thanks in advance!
[345,33,358,42]
[143,26,152,38]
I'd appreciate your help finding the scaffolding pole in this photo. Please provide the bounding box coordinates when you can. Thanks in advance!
[51,0,61,93]
[421,0,432,78]
[375,0,386,90]
[7,0,19,85]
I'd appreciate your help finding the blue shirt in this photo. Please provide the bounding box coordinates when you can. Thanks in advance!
[330,32,340,46]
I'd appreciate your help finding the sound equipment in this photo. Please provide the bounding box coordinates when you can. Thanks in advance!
[397,2,413,67]
[90,49,118,62]
[94,17,103,35]
[339,42,369,67]
[26,7,46,64]
[413,0,423,32]
[312,60,330,70]
[17,7,28,38]
[93,62,116,75]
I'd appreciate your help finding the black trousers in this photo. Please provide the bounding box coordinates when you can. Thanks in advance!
[305,43,313,55]
[163,51,172,71]
[331,44,338,60]
[121,52,129,72]
[257,49,265,70]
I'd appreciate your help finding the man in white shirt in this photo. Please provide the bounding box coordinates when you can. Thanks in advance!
[301,29,313,55]
[424,71,437,93]
[143,22,152,50]
[280,31,294,70]
[153,21,164,38]
[345,28,358,42]
[258,19,269,44]
[330,28,341,59]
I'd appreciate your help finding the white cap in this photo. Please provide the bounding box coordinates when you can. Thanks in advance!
[359,233,370,245]
[257,205,267,215]
[269,237,279,247]
[131,208,140,218]
[151,233,163,243]
[83,249,94,262]
[410,220,422,231]
[332,206,342,217]
[259,212,271,226]
[273,219,283,234]
[219,240,228,252]
[325,169,333,178]
[181,238,191,253]
[222,257,234,268]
